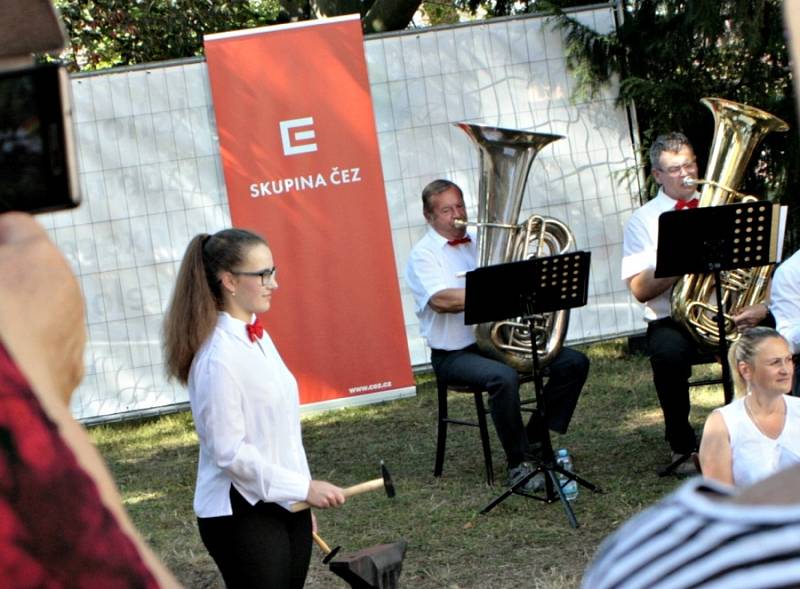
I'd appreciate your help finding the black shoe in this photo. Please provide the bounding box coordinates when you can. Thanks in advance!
[506,463,545,492]
[670,452,700,477]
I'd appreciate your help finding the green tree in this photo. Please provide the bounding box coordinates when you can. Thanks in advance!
[419,0,460,26]
[55,0,424,71]
[543,0,799,250]
[55,0,282,70]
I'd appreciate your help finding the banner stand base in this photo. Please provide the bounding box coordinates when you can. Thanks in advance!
[300,387,416,415]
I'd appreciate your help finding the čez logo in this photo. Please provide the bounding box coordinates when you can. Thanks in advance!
[280,117,318,156]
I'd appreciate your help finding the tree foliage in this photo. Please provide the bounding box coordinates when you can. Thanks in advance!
[543,0,798,250]
[55,1,283,70]
[419,0,461,26]
[54,0,424,72]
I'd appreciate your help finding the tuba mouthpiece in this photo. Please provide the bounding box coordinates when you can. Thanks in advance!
[682,177,698,187]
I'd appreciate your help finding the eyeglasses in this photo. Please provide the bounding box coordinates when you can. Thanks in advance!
[658,159,698,176]
[231,266,277,286]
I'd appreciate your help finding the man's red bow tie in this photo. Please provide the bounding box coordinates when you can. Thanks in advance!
[447,236,472,246]
[246,318,264,342]
[674,198,699,210]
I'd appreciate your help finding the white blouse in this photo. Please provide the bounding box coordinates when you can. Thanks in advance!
[188,312,311,517]
[718,395,800,487]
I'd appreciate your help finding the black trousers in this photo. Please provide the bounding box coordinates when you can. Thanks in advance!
[431,344,588,467]
[197,485,312,589]
[646,318,703,454]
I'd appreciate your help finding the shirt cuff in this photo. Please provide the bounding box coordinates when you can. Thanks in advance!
[417,284,447,313]
[264,467,311,504]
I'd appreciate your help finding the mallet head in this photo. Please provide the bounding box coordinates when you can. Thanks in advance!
[322,545,342,564]
[380,460,396,499]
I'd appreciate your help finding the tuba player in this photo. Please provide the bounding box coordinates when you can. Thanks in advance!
[621,132,704,474]
[405,179,589,489]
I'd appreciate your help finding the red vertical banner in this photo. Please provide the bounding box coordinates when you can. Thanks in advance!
[204,16,414,406]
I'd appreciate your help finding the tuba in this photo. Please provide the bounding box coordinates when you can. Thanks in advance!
[671,97,789,348]
[455,122,574,372]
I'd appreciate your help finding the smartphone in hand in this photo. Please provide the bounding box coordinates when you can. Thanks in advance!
[0,62,80,214]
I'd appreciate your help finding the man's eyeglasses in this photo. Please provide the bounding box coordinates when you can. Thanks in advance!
[658,159,698,176]
[231,267,277,286]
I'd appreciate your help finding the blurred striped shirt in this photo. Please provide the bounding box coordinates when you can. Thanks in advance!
[582,477,800,589]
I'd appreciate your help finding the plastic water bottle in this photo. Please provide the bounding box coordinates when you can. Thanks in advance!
[555,448,578,501]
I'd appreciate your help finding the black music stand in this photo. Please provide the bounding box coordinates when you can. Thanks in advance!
[465,252,600,528]
[655,202,781,474]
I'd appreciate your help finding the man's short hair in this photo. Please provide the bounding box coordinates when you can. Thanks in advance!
[421,179,463,215]
[649,132,694,169]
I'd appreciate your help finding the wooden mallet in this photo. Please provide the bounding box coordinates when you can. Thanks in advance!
[291,461,395,513]
[312,531,342,564]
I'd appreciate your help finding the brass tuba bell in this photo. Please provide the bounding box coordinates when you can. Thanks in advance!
[671,97,789,348]
[455,122,574,372]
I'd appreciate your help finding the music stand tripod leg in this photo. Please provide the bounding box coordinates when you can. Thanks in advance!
[479,467,542,515]
[525,317,587,528]
[552,462,601,493]
[480,316,598,528]
[490,454,581,528]
[543,468,579,529]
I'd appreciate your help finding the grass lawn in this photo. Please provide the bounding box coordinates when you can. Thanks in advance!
[89,339,723,588]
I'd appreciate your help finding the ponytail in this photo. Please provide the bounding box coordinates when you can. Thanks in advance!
[163,228,267,384]
[727,339,747,398]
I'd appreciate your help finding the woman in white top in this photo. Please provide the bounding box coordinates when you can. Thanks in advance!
[699,327,800,486]
[163,228,345,588]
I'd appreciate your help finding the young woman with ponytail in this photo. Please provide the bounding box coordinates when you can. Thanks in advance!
[163,228,344,588]
[699,327,800,486]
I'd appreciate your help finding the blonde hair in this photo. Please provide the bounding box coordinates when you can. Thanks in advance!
[727,326,787,397]
[163,228,267,384]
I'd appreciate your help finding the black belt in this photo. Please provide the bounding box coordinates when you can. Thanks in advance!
[647,316,678,327]
[430,344,477,355]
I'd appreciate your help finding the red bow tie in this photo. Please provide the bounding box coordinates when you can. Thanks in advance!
[246,318,264,342]
[447,236,472,246]
[674,198,699,210]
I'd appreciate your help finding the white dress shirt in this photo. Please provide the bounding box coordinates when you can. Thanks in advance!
[771,250,800,354]
[405,227,477,350]
[188,312,311,517]
[621,188,697,322]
